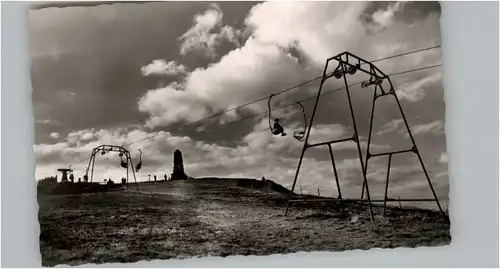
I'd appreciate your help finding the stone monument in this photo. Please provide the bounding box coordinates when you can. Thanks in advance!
[171,149,188,180]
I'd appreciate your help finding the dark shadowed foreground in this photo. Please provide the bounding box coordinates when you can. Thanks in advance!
[38,179,451,267]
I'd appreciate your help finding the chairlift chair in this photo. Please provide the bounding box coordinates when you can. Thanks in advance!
[135,149,142,172]
[292,102,307,142]
[119,153,128,169]
[268,94,308,142]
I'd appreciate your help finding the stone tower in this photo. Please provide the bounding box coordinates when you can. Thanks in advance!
[171,149,187,180]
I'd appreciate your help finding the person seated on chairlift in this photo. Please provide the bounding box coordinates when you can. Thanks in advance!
[272,119,286,136]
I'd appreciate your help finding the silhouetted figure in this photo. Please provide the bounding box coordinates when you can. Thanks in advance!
[261,177,266,181]
[171,149,188,180]
[164,174,167,181]
[78,177,81,183]
[69,174,74,183]
[83,175,88,182]
[148,175,151,182]
[121,177,126,185]
[154,175,157,182]
[272,119,286,136]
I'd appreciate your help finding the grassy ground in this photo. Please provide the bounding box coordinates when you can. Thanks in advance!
[38,179,451,267]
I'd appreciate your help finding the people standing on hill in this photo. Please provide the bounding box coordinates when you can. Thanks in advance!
[154,175,157,182]
[164,174,167,181]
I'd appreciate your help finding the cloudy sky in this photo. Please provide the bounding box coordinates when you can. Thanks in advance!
[30,1,448,207]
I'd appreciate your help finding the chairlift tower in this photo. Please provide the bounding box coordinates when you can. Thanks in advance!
[284,52,444,221]
[84,145,138,188]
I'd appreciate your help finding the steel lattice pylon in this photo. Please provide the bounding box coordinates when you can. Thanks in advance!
[284,52,445,222]
[84,145,138,189]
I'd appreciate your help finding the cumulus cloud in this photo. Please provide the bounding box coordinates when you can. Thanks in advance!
[179,3,240,58]
[139,1,443,131]
[376,119,405,136]
[376,119,444,137]
[138,82,210,128]
[49,132,59,139]
[397,70,442,102]
[411,120,444,136]
[36,123,386,191]
[141,60,188,76]
[35,2,448,206]
[139,37,311,128]
[369,2,406,31]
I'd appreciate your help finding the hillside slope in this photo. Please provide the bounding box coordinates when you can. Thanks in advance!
[37,178,451,267]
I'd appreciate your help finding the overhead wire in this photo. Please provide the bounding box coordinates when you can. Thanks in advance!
[72,62,442,169]
[136,63,442,152]
[122,45,442,148]
[70,46,443,168]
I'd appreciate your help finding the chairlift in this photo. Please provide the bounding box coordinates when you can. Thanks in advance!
[268,94,286,137]
[292,102,307,142]
[268,95,308,142]
[119,154,128,169]
[135,149,142,172]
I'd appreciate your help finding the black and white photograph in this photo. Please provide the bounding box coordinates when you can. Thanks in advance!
[31,1,451,266]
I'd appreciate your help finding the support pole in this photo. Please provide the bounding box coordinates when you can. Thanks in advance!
[327,144,342,199]
[285,62,330,216]
[285,147,306,216]
[85,149,94,180]
[126,156,129,188]
[128,152,139,191]
[383,153,392,215]
[340,60,374,222]
[361,85,378,199]
[90,150,96,183]
[391,87,444,215]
